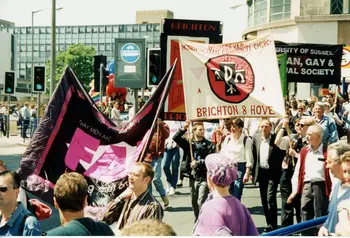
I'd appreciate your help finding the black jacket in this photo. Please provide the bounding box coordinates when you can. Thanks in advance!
[252,133,285,184]
[173,129,216,181]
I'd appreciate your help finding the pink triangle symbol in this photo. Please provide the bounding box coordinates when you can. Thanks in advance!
[191,67,205,80]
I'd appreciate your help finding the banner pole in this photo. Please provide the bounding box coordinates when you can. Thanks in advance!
[189,121,194,162]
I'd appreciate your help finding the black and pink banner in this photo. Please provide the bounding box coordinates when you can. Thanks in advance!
[17,63,176,207]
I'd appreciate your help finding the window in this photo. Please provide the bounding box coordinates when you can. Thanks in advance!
[113,26,119,33]
[248,4,253,27]
[106,43,111,51]
[99,44,105,51]
[106,26,112,33]
[86,26,92,33]
[92,26,98,33]
[79,26,85,33]
[20,45,26,52]
[46,27,51,34]
[40,45,45,52]
[26,45,32,52]
[99,26,105,33]
[147,24,152,31]
[331,0,343,14]
[40,27,45,34]
[270,0,291,22]
[132,24,139,32]
[26,27,31,34]
[20,63,25,69]
[20,27,26,34]
[46,44,51,51]
[140,24,146,32]
[34,27,39,34]
[126,25,132,32]
[254,0,268,26]
[153,24,160,31]
[17,83,27,88]
[119,25,125,33]
[66,26,72,33]
[73,27,78,34]
[59,27,65,34]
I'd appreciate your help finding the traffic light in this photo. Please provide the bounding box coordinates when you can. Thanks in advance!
[33,66,46,92]
[4,72,15,94]
[147,48,161,87]
[94,55,108,92]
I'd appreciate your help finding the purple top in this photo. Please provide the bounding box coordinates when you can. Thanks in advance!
[192,195,259,236]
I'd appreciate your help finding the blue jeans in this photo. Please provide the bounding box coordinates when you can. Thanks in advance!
[148,156,166,197]
[30,118,37,137]
[162,147,180,189]
[229,162,246,201]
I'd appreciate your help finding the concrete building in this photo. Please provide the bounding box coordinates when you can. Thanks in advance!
[136,10,174,24]
[0,22,161,93]
[242,0,350,99]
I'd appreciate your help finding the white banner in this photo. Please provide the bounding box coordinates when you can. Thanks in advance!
[179,36,286,120]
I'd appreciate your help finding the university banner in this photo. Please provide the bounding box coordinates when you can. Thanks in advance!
[275,43,343,84]
[179,36,285,120]
[278,53,288,97]
[17,63,176,208]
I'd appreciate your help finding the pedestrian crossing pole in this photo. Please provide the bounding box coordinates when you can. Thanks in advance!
[6,96,10,138]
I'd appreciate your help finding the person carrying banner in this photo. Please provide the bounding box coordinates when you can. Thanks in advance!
[192,153,259,236]
[275,117,314,227]
[144,118,170,208]
[252,119,286,232]
[220,118,253,201]
[173,121,216,222]
[100,163,163,233]
[0,171,42,236]
[287,124,332,236]
[46,172,114,236]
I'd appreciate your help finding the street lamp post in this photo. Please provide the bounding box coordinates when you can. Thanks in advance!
[50,0,56,97]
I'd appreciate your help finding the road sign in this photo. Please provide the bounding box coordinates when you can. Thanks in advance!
[114,38,146,88]
[120,43,140,64]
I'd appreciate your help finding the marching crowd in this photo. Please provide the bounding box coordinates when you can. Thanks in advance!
[1,92,350,236]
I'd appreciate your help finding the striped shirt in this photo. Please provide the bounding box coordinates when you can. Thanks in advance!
[117,190,163,230]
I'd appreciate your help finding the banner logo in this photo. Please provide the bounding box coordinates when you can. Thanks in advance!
[120,43,140,63]
[206,55,254,103]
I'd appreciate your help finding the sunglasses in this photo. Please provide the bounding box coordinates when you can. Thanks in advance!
[296,123,305,127]
[0,187,13,193]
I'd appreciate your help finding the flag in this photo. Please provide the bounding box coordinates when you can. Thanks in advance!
[179,36,285,120]
[17,62,177,208]
[91,92,100,103]
[278,53,288,97]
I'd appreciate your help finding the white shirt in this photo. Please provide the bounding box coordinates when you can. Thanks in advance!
[0,106,6,114]
[220,133,253,168]
[20,106,30,119]
[110,107,120,121]
[292,144,325,193]
[259,135,271,169]
[164,121,183,149]
[244,118,261,137]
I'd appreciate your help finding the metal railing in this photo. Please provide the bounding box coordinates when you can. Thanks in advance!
[261,216,328,236]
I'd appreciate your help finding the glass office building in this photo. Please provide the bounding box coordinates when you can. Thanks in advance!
[0,23,161,87]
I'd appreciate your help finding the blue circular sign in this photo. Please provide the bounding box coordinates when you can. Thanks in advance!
[120,43,140,63]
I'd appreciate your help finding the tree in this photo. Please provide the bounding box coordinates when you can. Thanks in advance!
[46,44,96,93]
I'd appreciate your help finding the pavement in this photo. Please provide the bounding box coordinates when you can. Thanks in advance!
[0,135,282,235]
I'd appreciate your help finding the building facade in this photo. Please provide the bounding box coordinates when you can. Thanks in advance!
[136,10,174,24]
[243,0,350,99]
[0,22,161,92]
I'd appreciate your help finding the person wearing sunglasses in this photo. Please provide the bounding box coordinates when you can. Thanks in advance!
[275,117,315,228]
[290,102,309,134]
[0,171,42,236]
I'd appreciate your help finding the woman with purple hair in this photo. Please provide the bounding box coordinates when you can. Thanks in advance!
[192,153,259,236]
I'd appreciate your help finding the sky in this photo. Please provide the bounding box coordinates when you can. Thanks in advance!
[0,0,248,42]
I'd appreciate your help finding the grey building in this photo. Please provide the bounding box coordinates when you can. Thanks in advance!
[0,23,161,90]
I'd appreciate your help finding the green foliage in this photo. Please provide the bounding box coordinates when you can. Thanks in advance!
[45,44,96,93]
